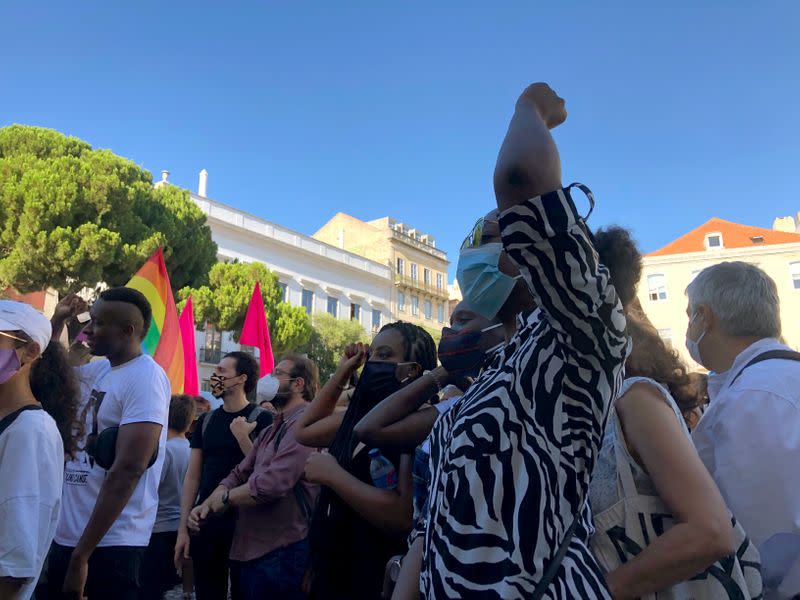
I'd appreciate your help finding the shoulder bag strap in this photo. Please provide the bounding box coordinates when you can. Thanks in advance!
[200,408,219,442]
[730,350,800,386]
[0,405,42,437]
[532,515,580,599]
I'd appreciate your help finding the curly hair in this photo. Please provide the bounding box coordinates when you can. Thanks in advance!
[17,335,84,459]
[595,227,703,418]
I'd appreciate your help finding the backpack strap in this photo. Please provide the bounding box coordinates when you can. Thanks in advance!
[245,405,268,441]
[730,350,800,386]
[270,412,313,524]
[200,407,219,443]
[0,405,42,438]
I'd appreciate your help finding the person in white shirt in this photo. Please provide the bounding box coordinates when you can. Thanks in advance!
[687,261,800,599]
[47,288,171,600]
[0,300,83,600]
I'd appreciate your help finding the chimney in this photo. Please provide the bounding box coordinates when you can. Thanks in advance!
[160,170,169,183]
[198,169,208,197]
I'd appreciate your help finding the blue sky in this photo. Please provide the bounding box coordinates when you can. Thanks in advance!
[2,2,798,279]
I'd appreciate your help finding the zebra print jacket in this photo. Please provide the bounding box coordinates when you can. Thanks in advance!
[417,185,629,599]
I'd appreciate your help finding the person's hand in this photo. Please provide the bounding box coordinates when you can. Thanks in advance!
[187,503,210,532]
[174,529,191,573]
[516,82,567,129]
[53,293,88,323]
[207,487,229,514]
[230,416,257,441]
[62,552,89,599]
[304,451,340,485]
[338,342,368,375]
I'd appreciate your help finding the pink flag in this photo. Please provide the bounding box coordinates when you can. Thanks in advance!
[178,295,200,396]
[240,282,275,376]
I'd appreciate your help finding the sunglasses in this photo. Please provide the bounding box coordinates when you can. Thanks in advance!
[460,217,500,251]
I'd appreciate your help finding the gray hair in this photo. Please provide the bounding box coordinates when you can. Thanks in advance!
[686,261,780,338]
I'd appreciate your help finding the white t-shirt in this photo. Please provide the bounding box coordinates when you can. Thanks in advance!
[0,408,64,600]
[55,354,170,548]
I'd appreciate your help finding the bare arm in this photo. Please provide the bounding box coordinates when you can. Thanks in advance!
[392,537,422,600]
[354,370,443,451]
[493,83,565,213]
[74,422,162,557]
[297,345,365,447]
[174,449,202,568]
[605,384,734,599]
[307,453,414,534]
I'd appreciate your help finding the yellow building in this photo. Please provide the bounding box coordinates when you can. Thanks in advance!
[638,217,800,368]
[313,214,450,328]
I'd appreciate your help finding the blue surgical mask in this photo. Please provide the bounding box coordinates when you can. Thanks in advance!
[457,243,519,319]
[685,311,707,367]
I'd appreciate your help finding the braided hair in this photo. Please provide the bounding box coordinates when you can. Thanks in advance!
[308,321,436,592]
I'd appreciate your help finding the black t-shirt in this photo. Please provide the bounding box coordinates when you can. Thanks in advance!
[190,404,273,503]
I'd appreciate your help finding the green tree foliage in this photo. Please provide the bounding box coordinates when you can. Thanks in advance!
[179,261,313,358]
[300,312,370,382]
[0,124,217,294]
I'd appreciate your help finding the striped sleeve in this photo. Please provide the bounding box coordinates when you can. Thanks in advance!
[498,185,627,367]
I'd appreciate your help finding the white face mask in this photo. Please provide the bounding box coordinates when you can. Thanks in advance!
[256,374,280,403]
[685,311,707,366]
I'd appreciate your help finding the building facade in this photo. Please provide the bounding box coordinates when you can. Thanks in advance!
[313,213,450,329]
[638,217,800,369]
[188,183,393,388]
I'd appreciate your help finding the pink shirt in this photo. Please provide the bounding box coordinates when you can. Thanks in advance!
[220,405,318,561]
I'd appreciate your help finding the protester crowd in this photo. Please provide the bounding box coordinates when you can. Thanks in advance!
[0,82,797,600]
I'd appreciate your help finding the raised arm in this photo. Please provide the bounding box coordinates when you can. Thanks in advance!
[296,344,366,448]
[494,83,626,365]
[354,369,447,451]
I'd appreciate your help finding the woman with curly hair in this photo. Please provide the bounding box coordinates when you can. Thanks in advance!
[589,227,760,598]
[297,321,437,599]
[0,300,82,599]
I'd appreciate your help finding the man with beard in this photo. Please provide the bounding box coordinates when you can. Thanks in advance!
[174,351,272,600]
[188,354,320,600]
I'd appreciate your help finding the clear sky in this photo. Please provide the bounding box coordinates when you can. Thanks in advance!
[2,2,798,279]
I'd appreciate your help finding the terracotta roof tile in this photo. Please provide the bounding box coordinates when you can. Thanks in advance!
[647,218,800,257]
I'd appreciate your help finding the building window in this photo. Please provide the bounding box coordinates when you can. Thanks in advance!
[396,258,404,276]
[436,273,443,290]
[411,296,419,316]
[350,303,360,321]
[424,300,432,320]
[301,289,314,315]
[657,328,673,348]
[791,262,800,290]
[327,297,338,318]
[705,233,723,250]
[202,323,222,364]
[411,264,418,281]
[437,303,444,323]
[372,310,381,332]
[397,291,406,312]
[647,274,668,302]
[424,268,431,286]
[278,282,288,303]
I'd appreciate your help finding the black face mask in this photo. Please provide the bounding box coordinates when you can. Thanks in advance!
[354,361,415,410]
[438,324,504,377]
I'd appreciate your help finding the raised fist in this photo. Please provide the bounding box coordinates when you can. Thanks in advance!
[516,83,567,129]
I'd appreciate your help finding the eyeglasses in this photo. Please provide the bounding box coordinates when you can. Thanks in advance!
[461,218,485,251]
[460,217,499,251]
[0,331,27,344]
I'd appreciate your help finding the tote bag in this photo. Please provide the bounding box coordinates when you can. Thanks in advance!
[590,408,762,599]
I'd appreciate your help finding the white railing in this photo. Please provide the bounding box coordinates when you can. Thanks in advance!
[192,195,391,279]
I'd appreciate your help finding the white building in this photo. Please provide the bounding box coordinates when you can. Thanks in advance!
[179,171,393,388]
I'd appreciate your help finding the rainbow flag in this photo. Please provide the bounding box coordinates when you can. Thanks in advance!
[126,248,185,393]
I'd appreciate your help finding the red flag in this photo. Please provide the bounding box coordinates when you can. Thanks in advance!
[240,282,275,376]
[179,295,200,395]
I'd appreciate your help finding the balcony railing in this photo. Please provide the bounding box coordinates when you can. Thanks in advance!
[200,348,222,364]
[394,274,449,299]
[390,229,448,261]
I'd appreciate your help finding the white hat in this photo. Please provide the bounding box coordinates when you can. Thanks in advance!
[0,300,52,353]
